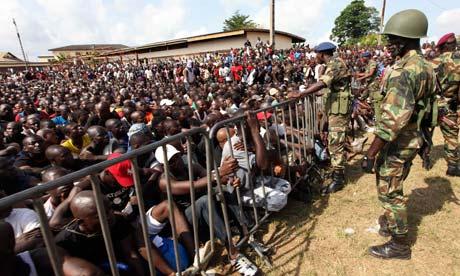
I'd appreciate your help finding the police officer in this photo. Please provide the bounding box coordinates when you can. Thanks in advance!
[288,42,351,194]
[356,52,382,121]
[361,9,436,259]
[430,33,460,176]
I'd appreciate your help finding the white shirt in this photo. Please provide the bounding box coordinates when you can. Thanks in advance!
[4,208,41,238]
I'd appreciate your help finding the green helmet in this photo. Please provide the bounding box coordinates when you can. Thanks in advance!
[382,9,428,39]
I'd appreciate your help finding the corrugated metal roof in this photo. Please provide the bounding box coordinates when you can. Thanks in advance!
[49,44,128,51]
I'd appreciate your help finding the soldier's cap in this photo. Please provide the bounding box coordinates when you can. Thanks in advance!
[436,33,456,47]
[361,52,371,58]
[314,42,337,53]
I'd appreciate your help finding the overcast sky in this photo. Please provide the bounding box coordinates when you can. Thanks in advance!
[1,0,459,61]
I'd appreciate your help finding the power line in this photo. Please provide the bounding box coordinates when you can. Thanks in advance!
[424,0,447,11]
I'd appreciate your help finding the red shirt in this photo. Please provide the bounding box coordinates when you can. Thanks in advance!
[231,65,243,81]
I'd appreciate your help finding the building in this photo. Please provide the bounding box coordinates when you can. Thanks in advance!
[103,28,305,62]
[0,52,49,72]
[48,44,128,60]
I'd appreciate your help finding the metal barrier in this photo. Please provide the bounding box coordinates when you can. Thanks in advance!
[209,93,323,266]
[0,127,218,276]
[0,93,324,275]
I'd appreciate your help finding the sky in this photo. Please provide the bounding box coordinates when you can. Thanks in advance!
[1,0,459,61]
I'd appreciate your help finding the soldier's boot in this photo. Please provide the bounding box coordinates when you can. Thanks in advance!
[378,215,391,237]
[369,234,411,260]
[446,163,460,177]
[324,170,345,194]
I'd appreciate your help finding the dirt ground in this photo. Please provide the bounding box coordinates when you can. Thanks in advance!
[247,129,460,275]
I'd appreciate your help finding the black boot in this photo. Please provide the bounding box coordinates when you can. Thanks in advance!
[322,170,345,194]
[369,234,411,260]
[378,215,391,237]
[446,163,460,177]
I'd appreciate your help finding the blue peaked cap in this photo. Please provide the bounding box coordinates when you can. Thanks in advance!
[314,42,337,52]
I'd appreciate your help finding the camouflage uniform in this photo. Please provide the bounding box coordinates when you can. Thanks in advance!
[375,50,436,235]
[365,59,384,121]
[430,51,460,165]
[320,57,352,171]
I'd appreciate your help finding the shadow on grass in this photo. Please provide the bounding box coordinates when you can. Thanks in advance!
[252,194,330,276]
[407,176,460,246]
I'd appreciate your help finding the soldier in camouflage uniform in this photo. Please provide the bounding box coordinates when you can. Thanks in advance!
[430,33,460,176]
[288,42,351,194]
[356,52,382,121]
[361,9,437,260]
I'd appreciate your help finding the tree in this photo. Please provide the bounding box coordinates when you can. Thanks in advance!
[223,10,258,31]
[330,0,380,45]
[357,33,387,47]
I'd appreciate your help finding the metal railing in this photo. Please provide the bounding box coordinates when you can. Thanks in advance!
[209,93,323,266]
[0,93,324,275]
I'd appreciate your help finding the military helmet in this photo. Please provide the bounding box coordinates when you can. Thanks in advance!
[382,9,428,39]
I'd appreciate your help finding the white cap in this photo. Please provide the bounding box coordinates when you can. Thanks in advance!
[160,99,175,106]
[269,88,279,96]
[155,144,180,164]
[299,85,306,92]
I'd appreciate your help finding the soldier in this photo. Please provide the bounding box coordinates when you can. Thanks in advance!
[430,33,460,176]
[361,9,436,259]
[356,52,382,121]
[288,42,351,194]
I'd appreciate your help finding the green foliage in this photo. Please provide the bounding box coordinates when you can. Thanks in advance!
[223,10,258,31]
[330,0,380,45]
[355,33,387,47]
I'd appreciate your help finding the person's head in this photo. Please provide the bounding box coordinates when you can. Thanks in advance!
[382,9,427,58]
[163,119,181,136]
[155,144,182,172]
[45,145,75,168]
[129,132,151,150]
[130,111,146,124]
[64,122,85,140]
[436,33,457,53]
[58,104,70,118]
[36,128,59,146]
[21,98,36,115]
[105,119,127,139]
[40,119,56,130]
[216,127,235,149]
[5,122,21,137]
[42,167,72,203]
[24,116,41,132]
[95,101,111,118]
[22,135,45,156]
[87,126,109,147]
[70,190,114,234]
[135,100,149,112]
[314,42,336,64]
[0,104,13,120]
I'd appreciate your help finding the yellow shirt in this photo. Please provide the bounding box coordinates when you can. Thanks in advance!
[61,134,91,155]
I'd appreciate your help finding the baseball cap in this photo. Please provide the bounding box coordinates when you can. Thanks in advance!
[256,111,273,120]
[107,153,134,187]
[128,123,149,138]
[155,144,181,164]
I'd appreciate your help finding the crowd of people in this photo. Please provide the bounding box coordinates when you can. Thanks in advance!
[0,16,458,275]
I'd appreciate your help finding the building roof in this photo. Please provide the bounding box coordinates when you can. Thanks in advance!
[49,44,128,52]
[0,52,22,63]
[104,28,305,56]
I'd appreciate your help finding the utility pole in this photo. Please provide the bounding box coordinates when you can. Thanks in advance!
[378,0,386,45]
[269,0,275,49]
[12,18,29,70]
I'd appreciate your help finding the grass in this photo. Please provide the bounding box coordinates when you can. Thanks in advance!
[243,129,460,276]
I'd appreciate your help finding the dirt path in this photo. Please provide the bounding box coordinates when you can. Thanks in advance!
[255,129,460,275]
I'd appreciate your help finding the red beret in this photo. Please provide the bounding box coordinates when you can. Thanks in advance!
[437,33,455,47]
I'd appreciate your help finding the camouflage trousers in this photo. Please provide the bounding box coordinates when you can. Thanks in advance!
[439,111,459,164]
[375,131,422,235]
[328,114,350,171]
